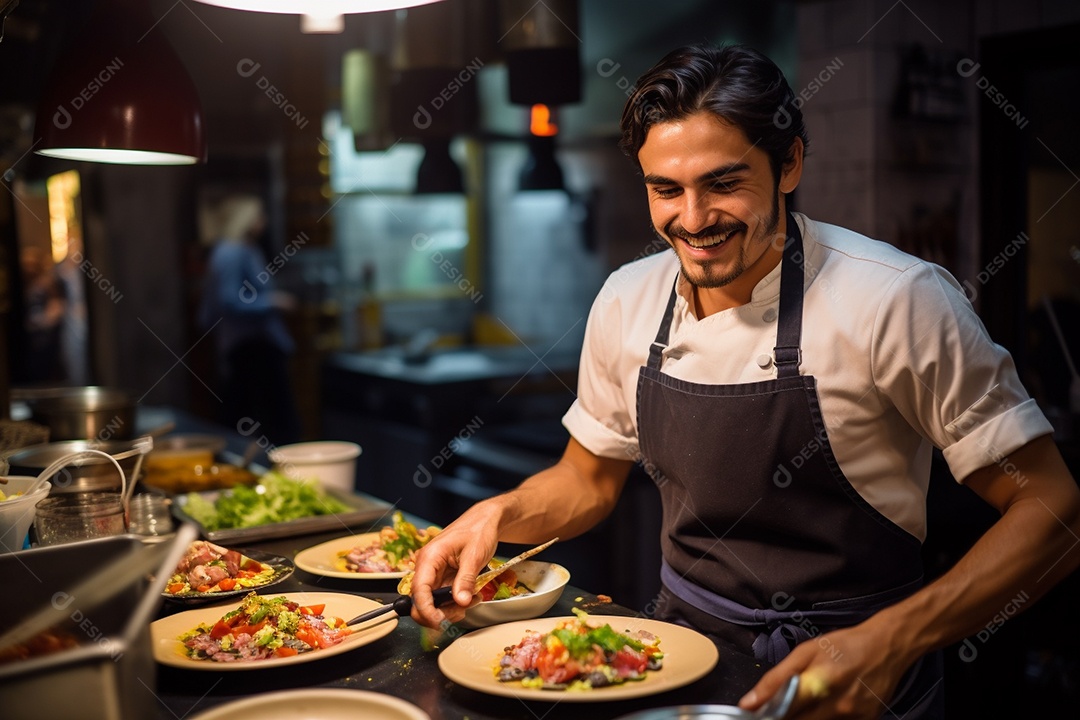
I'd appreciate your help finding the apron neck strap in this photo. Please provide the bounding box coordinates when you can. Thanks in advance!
[773,211,804,378]
[647,277,680,370]
[647,212,806,375]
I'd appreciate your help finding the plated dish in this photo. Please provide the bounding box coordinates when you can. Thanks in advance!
[438,615,719,701]
[187,689,430,720]
[295,533,407,580]
[151,592,397,671]
[162,542,294,603]
[295,513,440,579]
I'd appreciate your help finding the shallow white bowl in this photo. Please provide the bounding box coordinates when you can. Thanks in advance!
[267,441,361,493]
[460,560,571,629]
[0,475,52,553]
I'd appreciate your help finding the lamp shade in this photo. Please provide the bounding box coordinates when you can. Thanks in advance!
[34,0,205,165]
[190,1,445,13]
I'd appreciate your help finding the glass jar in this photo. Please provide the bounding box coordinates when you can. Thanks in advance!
[127,493,174,536]
[34,492,126,546]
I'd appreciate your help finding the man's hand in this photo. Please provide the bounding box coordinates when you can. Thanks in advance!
[739,622,915,720]
[408,504,502,629]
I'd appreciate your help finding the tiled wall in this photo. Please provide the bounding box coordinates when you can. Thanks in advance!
[794,0,1080,286]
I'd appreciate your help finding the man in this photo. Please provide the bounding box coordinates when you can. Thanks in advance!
[408,45,1080,719]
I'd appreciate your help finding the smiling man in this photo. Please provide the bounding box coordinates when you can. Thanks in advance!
[408,45,1080,720]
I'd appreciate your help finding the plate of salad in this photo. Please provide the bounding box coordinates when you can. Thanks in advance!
[173,471,393,543]
[437,610,718,701]
[162,540,294,603]
[294,511,441,580]
[151,591,397,671]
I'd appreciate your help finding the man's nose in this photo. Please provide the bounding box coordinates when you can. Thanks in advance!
[679,193,715,234]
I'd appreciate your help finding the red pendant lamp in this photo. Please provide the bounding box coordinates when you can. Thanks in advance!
[34,0,206,165]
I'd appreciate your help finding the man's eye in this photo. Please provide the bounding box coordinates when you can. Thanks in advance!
[708,181,737,193]
[651,187,680,198]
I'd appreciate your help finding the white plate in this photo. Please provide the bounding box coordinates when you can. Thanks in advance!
[188,689,429,720]
[151,591,397,671]
[294,533,408,580]
[438,615,719,702]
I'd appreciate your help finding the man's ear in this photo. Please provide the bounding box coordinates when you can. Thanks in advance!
[779,136,804,194]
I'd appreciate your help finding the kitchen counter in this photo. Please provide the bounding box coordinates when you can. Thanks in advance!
[150,525,766,720]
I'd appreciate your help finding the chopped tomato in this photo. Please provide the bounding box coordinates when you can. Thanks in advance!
[166,583,186,594]
[479,581,498,602]
[234,621,266,637]
[197,584,211,593]
[216,578,237,591]
[274,647,298,657]
[299,604,325,616]
[295,628,321,649]
[209,620,232,640]
[237,570,256,579]
[612,647,648,677]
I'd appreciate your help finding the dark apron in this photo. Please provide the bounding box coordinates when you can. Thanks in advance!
[638,213,943,718]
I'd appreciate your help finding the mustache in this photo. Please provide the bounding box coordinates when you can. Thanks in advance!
[666,221,746,242]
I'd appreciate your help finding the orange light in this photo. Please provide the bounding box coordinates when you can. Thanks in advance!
[529,104,558,137]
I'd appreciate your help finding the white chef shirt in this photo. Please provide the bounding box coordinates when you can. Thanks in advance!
[562,213,1052,541]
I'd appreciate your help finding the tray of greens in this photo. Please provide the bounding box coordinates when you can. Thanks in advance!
[173,471,393,543]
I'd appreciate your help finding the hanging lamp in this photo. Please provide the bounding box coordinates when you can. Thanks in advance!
[190,0,447,31]
[34,0,205,165]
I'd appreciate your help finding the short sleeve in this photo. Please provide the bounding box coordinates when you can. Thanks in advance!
[562,278,641,461]
[869,262,1052,482]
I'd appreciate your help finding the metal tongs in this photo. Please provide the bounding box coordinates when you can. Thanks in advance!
[345,537,558,629]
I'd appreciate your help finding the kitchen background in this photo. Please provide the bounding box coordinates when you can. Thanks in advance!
[1,0,1079,714]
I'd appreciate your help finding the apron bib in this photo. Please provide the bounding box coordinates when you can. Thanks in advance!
[637,212,942,718]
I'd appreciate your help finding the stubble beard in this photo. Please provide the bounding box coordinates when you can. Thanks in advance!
[659,188,781,290]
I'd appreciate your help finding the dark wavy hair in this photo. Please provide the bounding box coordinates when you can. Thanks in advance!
[619,44,809,183]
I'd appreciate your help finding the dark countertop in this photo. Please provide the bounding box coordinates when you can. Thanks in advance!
[151,526,766,720]
[324,345,581,387]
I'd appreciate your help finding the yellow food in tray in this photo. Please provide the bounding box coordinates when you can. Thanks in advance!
[142,462,258,494]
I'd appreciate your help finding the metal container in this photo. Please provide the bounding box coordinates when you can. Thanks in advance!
[3,439,146,494]
[22,386,136,441]
[0,530,194,720]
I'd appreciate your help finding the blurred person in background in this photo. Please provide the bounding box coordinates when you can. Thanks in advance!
[18,244,67,384]
[199,194,299,445]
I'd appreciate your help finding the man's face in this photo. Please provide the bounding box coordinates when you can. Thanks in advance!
[638,112,799,301]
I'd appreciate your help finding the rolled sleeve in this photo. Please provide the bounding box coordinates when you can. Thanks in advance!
[562,400,640,461]
[943,397,1054,482]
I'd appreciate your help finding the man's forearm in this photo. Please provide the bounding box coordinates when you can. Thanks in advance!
[870,438,1080,668]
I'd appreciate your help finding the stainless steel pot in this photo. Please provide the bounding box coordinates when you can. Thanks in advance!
[3,438,146,494]
[19,386,136,441]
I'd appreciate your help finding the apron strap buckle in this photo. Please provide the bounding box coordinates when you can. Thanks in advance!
[773,346,801,369]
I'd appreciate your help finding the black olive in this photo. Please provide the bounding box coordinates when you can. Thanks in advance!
[497,666,527,682]
[586,671,611,687]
